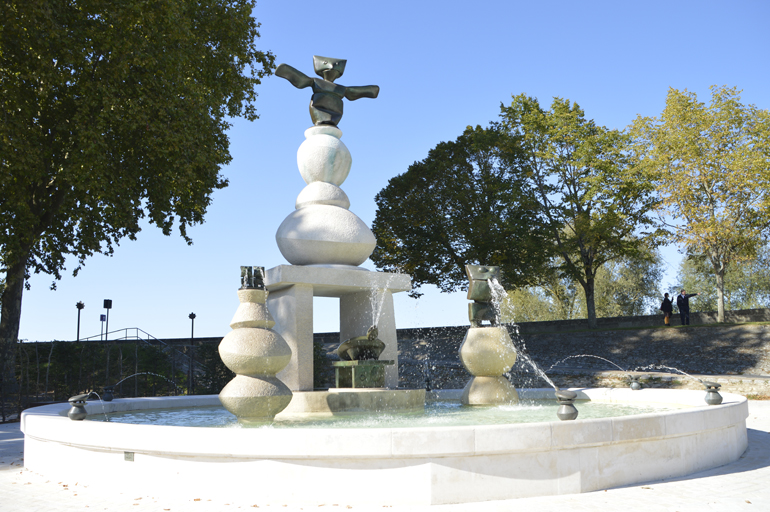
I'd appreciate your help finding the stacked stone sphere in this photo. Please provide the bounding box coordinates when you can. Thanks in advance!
[459,327,519,405]
[459,265,519,405]
[276,126,376,267]
[218,286,293,421]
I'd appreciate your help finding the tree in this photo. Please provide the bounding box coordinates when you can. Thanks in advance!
[676,245,770,312]
[371,125,552,296]
[498,95,663,329]
[503,268,581,323]
[503,249,663,322]
[631,86,770,322]
[0,1,275,403]
[590,249,663,317]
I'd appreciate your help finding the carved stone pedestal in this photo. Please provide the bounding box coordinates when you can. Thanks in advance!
[219,282,293,422]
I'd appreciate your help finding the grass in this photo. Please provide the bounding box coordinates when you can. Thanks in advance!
[525,320,770,336]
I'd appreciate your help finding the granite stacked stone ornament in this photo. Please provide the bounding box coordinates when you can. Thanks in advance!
[218,267,293,421]
[459,265,519,405]
[274,56,379,267]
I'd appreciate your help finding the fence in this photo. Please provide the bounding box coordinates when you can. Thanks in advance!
[0,328,234,422]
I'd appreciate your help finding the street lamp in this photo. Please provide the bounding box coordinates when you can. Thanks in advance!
[188,312,196,339]
[103,299,113,340]
[76,302,85,341]
[188,312,196,395]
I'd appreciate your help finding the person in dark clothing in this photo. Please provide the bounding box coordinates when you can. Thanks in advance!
[660,293,673,326]
[676,290,699,325]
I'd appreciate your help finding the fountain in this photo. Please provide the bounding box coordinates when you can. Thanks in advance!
[19,55,749,506]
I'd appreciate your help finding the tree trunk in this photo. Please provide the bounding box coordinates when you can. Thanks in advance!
[0,256,27,419]
[715,269,726,323]
[583,278,598,329]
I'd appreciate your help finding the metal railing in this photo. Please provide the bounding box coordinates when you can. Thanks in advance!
[75,327,200,392]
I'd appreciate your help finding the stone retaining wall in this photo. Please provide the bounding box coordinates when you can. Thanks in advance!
[387,323,770,396]
[166,321,770,397]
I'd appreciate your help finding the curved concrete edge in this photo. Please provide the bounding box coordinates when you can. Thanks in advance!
[20,389,748,506]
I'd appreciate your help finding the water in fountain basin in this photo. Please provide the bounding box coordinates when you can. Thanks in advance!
[90,399,688,429]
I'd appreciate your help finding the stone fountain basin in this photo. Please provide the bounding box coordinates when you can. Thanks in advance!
[21,388,747,506]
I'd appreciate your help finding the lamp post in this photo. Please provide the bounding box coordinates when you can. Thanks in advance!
[76,302,85,341]
[188,312,196,395]
[103,299,113,340]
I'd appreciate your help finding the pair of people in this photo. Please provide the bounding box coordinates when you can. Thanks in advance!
[660,290,699,326]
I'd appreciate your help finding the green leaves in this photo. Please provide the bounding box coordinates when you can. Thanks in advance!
[631,86,770,320]
[499,95,662,327]
[0,1,274,343]
[371,125,551,296]
[0,0,274,276]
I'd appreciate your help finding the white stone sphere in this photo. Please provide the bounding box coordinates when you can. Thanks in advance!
[219,375,292,420]
[295,182,351,209]
[297,126,351,186]
[458,326,518,376]
[276,205,376,266]
[461,376,520,405]
[218,328,291,376]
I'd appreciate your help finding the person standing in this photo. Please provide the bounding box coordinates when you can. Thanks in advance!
[676,290,699,326]
[660,293,673,326]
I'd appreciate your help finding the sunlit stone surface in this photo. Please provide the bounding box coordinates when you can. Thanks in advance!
[459,327,520,405]
[218,285,292,421]
[276,125,375,266]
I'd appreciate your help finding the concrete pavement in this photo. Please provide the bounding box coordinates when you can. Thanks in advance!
[2,402,770,511]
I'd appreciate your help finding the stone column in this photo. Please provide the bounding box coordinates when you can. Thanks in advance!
[270,284,314,391]
[265,265,411,391]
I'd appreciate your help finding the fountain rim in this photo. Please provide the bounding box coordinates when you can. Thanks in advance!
[21,387,748,460]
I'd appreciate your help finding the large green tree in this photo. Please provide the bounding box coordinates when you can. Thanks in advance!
[676,245,770,312]
[0,1,274,405]
[371,125,552,296]
[499,95,663,328]
[631,86,770,322]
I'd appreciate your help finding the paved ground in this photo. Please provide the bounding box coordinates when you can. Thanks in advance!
[3,402,770,512]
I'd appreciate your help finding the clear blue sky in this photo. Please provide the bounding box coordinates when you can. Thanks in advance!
[17,0,770,342]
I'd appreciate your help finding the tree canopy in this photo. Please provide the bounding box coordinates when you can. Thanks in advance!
[0,1,275,395]
[676,245,770,312]
[498,95,663,328]
[371,125,552,296]
[631,86,770,321]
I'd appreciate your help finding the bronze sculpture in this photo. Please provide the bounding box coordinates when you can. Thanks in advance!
[275,56,379,127]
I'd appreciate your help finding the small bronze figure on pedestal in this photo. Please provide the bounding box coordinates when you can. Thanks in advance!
[276,56,379,127]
